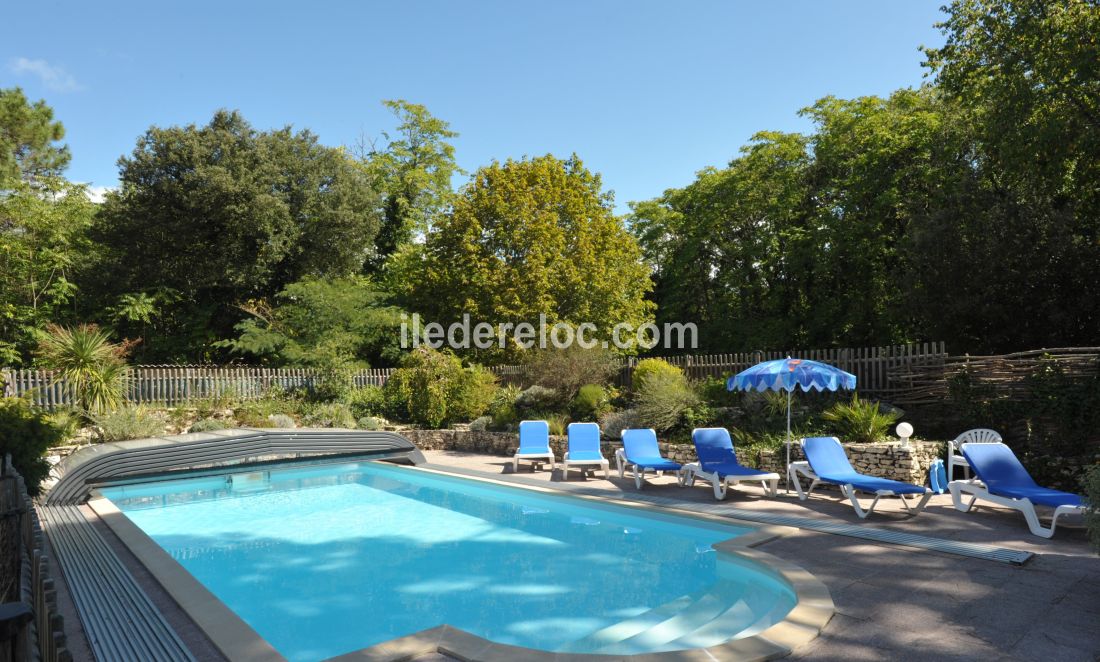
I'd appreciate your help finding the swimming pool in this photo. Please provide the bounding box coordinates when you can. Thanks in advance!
[99,461,799,661]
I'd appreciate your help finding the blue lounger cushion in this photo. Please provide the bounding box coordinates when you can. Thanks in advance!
[517,420,551,453]
[692,428,773,478]
[803,437,926,495]
[621,429,681,471]
[566,422,605,462]
[962,443,1084,508]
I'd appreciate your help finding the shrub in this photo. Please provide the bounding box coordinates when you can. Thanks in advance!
[189,418,229,433]
[469,415,492,431]
[267,414,296,428]
[95,406,165,442]
[633,370,700,433]
[45,407,83,442]
[822,394,900,444]
[357,416,384,431]
[36,324,130,416]
[383,348,494,428]
[301,402,357,428]
[631,358,683,395]
[488,385,521,430]
[532,412,569,436]
[345,385,385,419]
[598,408,644,439]
[0,397,65,494]
[696,376,739,407]
[449,365,499,422]
[571,384,611,420]
[514,385,559,416]
[529,346,617,400]
[1085,464,1100,554]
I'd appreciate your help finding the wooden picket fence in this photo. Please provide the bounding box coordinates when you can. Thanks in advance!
[1,342,948,409]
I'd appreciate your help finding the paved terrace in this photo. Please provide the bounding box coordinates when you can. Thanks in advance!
[422,450,1099,661]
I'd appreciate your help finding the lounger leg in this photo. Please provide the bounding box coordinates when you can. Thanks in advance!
[763,478,778,497]
[513,458,519,472]
[711,474,727,501]
[616,453,625,478]
[948,483,979,513]
[634,466,643,489]
[900,492,933,515]
[604,464,609,479]
[843,487,879,519]
[676,468,687,487]
[1018,499,1056,538]
[788,465,808,501]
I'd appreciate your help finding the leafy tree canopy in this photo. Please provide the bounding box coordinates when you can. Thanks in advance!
[358,100,461,271]
[0,87,70,188]
[392,154,654,362]
[88,110,382,360]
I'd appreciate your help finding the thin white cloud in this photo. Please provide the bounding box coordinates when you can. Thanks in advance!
[7,57,84,92]
[85,185,114,203]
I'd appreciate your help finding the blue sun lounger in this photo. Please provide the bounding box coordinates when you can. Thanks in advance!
[614,428,685,489]
[684,428,779,500]
[789,436,931,518]
[948,442,1085,538]
[563,422,609,479]
[512,420,555,472]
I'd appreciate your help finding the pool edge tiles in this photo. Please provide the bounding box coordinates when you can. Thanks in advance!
[88,462,833,662]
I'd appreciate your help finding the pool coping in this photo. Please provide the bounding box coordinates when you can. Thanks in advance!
[88,461,834,662]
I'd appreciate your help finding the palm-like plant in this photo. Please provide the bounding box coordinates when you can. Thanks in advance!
[822,394,900,444]
[37,324,130,416]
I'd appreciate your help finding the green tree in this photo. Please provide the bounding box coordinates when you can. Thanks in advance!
[219,275,405,369]
[0,90,95,364]
[36,324,130,416]
[0,87,70,187]
[392,154,654,362]
[358,100,460,271]
[89,110,382,360]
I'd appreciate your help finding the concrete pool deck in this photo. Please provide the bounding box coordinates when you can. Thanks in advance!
[421,450,1100,661]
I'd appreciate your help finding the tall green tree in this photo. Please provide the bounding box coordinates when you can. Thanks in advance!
[0,89,94,365]
[358,100,460,271]
[0,87,70,187]
[89,110,382,360]
[392,154,654,361]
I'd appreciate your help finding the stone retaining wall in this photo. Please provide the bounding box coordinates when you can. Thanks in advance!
[397,429,945,485]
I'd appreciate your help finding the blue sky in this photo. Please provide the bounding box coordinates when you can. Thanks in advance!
[6,1,945,211]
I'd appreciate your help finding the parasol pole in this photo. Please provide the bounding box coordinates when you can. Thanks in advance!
[786,389,792,494]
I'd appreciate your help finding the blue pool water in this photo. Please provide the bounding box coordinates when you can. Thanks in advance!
[100,462,796,661]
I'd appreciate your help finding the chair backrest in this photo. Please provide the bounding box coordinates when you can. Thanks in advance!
[802,437,856,476]
[518,420,550,452]
[567,422,602,455]
[622,428,660,460]
[952,428,1002,451]
[691,428,737,467]
[961,442,1038,490]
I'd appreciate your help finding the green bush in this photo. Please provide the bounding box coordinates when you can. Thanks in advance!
[1085,464,1100,554]
[469,415,492,431]
[633,369,700,433]
[631,358,683,395]
[598,408,643,439]
[696,376,739,407]
[357,416,384,431]
[0,397,65,494]
[45,406,83,442]
[822,394,900,444]
[514,385,559,416]
[267,414,296,428]
[301,402,357,428]
[529,346,617,400]
[383,348,498,428]
[531,412,569,436]
[345,385,385,419]
[189,418,229,433]
[571,384,611,420]
[488,385,521,430]
[95,406,166,442]
[449,365,499,422]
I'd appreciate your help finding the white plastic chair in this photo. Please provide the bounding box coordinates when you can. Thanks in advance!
[948,429,1002,480]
